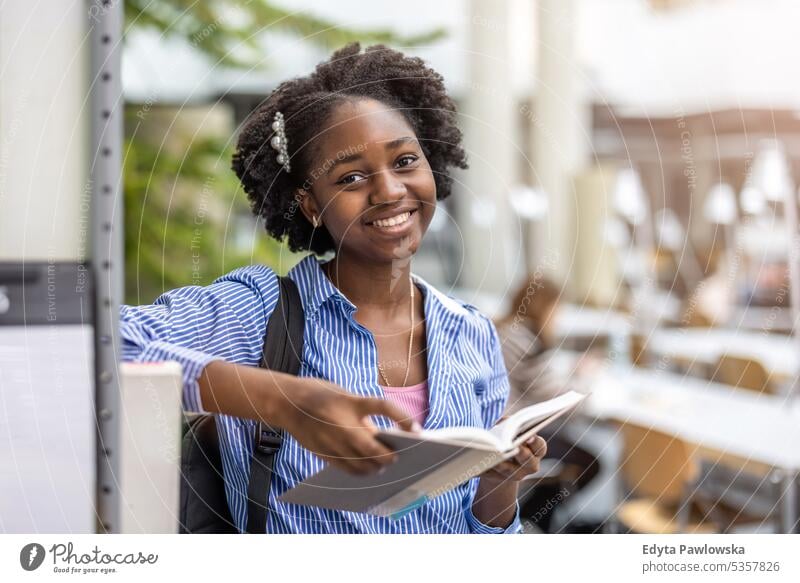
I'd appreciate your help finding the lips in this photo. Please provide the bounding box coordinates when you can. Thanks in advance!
[367,209,417,239]
[365,207,418,227]
[371,211,412,227]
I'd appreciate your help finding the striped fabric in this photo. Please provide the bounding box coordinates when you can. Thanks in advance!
[120,254,520,534]
[380,379,429,426]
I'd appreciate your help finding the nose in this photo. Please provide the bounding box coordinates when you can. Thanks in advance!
[368,168,406,205]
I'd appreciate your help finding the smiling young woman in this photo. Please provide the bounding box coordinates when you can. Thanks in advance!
[121,43,546,534]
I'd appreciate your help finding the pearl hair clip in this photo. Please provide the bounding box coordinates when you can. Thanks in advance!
[270,111,291,173]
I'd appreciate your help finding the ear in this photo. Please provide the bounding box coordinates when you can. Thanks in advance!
[296,188,320,225]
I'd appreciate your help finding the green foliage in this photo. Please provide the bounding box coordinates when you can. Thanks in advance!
[124,0,446,69]
[123,123,293,304]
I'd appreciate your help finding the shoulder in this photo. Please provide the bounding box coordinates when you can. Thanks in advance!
[209,264,280,302]
[119,264,282,353]
[212,263,279,293]
[460,304,503,361]
[414,276,482,323]
[136,264,281,322]
[429,290,510,401]
[416,278,500,353]
[122,264,279,314]
[461,301,499,341]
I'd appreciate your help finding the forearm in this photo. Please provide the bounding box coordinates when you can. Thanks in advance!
[197,359,293,424]
[471,477,519,529]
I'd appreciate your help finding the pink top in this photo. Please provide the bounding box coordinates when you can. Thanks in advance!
[380,379,429,426]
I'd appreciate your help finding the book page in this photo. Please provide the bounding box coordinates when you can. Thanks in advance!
[490,391,586,446]
[385,426,504,451]
[418,427,505,451]
[381,392,585,453]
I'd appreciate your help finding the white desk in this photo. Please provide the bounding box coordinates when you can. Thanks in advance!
[555,293,680,343]
[732,306,794,334]
[556,306,631,341]
[581,366,800,532]
[447,287,677,344]
[648,328,799,380]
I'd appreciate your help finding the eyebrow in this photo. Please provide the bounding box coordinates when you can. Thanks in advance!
[381,136,419,149]
[325,152,364,176]
[324,136,419,176]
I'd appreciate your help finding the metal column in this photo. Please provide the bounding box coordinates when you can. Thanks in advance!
[89,0,124,534]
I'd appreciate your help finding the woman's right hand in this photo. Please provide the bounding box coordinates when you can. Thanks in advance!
[198,360,417,474]
[275,375,420,474]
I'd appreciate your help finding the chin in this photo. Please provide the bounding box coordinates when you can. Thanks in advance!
[364,237,421,265]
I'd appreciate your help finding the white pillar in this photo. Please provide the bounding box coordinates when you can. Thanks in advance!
[530,0,590,290]
[573,163,620,306]
[0,1,89,261]
[458,0,519,294]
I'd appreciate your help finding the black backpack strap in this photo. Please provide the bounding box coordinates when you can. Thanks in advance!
[245,275,304,533]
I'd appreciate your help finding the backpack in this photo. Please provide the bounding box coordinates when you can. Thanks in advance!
[178,276,305,533]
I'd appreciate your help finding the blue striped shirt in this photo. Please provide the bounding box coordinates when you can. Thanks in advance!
[120,254,521,533]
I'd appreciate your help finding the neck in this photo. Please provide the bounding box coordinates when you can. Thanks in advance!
[325,254,413,312]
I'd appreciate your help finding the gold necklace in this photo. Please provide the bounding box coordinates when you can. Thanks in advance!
[376,276,414,387]
[324,262,415,386]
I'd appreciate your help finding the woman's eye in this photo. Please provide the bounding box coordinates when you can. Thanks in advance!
[396,155,418,168]
[338,174,364,186]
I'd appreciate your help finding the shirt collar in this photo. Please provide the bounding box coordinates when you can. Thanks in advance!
[288,254,470,322]
[288,254,349,318]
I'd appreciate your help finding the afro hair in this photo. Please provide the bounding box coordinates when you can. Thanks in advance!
[231,43,468,255]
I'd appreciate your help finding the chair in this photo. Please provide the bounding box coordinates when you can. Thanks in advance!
[631,333,649,368]
[615,423,781,533]
[706,355,785,531]
[615,423,717,534]
[712,354,774,395]
[691,452,786,533]
[518,458,594,533]
[682,306,714,328]
[517,459,572,503]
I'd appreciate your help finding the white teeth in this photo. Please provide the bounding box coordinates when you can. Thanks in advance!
[372,211,411,227]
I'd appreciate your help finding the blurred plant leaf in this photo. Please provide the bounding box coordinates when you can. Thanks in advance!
[123,114,294,304]
[124,0,446,69]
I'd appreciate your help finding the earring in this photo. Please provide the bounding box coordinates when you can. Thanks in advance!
[312,215,319,228]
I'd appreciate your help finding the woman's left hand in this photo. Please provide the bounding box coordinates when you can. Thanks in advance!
[479,434,547,484]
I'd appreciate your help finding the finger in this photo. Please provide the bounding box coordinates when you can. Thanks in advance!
[326,456,377,475]
[491,460,518,478]
[494,460,516,472]
[323,441,384,475]
[498,451,539,479]
[357,397,417,432]
[526,435,547,458]
[348,429,399,466]
[523,455,541,475]
[340,426,401,470]
[514,446,535,466]
[481,468,510,483]
[309,431,382,473]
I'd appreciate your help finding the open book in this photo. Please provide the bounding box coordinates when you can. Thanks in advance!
[278,390,586,519]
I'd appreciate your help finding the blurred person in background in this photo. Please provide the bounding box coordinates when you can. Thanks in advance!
[495,277,601,532]
[683,249,736,327]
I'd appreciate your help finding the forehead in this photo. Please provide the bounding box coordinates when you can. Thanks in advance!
[313,98,417,155]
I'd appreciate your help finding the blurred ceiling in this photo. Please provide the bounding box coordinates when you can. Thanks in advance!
[123,0,799,116]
